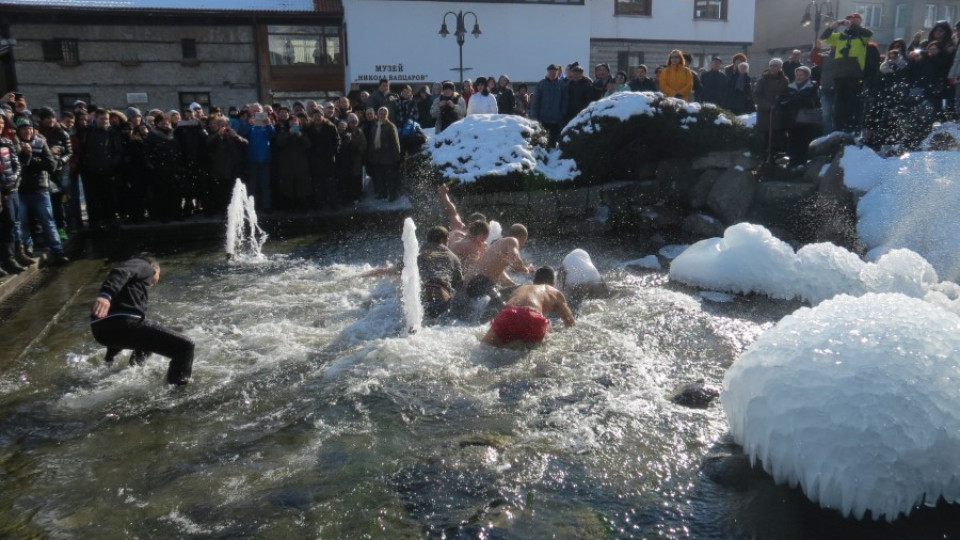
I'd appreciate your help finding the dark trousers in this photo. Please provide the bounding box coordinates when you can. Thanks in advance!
[542,122,562,148]
[82,171,117,227]
[834,77,862,133]
[0,192,20,259]
[91,316,195,385]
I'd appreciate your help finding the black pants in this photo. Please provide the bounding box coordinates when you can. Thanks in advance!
[82,171,117,227]
[834,77,862,133]
[91,316,194,385]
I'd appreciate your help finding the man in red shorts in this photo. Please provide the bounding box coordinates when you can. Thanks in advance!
[481,266,575,347]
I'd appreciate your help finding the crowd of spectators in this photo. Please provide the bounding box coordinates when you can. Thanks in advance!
[1,13,958,278]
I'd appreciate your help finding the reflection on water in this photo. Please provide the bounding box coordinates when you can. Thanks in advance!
[0,232,953,539]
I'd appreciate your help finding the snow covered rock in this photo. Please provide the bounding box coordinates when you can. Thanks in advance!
[722,293,960,520]
[427,114,578,184]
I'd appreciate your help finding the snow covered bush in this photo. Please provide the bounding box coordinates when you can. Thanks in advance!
[559,92,750,185]
[723,293,960,520]
[427,114,578,191]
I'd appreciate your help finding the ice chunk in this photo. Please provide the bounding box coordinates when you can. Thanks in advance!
[561,249,602,287]
[839,145,888,193]
[723,293,960,520]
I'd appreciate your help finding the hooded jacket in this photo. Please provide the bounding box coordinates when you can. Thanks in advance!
[0,137,21,194]
[659,51,695,100]
[821,23,874,71]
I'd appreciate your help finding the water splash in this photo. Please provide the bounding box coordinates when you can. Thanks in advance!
[400,217,423,333]
[487,220,502,245]
[225,179,268,260]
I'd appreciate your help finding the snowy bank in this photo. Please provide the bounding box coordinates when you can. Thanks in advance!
[723,293,960,520]
[668,223,938,304]
[427,114,578,183]
[839,146,960,282]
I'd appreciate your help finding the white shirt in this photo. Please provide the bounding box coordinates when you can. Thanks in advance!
[466,92,499,115]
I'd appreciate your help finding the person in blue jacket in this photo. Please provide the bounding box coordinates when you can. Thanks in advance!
[238,104,277,213]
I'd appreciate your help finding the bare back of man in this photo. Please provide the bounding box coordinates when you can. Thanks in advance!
[481,268,575,347]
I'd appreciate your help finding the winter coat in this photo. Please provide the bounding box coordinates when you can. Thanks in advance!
[659,65,694,100]
[564,77,595,121]
[497,87,515,115]
[366,120,401,166]
[530,77,565,124]
[238,123,276,164]
[395,97,419,127]
[699,70,727,105]
[348,128,367,177]
[206,131,247,181]
[304,120,339,178]
[369,89,399,120]
[753,69,790,131]
[0,137,21,194]
[466,92,499,115]
[724,72,754,114]
[909,52,952,103]
[628,77,657,92]
[821,25,873,72]
[274,129,312,202]
[81,127,123,175]
[430,93,467,133]
[18,134,57,193]
[174,121,208,166]
[779,79,821,129]
[415,97,435,128]
[142,127,182,185]
[39,124,72,175]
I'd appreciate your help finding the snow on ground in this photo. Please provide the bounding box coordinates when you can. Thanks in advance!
[848,149,960,283]
[427,114,578,183]
[669,223,940,304]
[735,112,756,128]
[723,292,960,520]
[838,145,888,193]
[561,92,660,137]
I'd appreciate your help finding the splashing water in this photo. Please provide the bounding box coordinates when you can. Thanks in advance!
[487,220,502,244]
[400,217,423,333]
[225,179,268,260]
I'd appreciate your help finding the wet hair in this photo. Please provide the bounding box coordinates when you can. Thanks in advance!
[426,226,449,244]
[533,266,555,286]
[466,211,487,223]
[467,219,490,238]
[505,223,528,241]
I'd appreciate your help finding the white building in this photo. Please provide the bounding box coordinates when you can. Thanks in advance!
[590,0,756,76]
[343,0,591,88]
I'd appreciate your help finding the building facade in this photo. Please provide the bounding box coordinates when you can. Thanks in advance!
[590,0,755,77]
[751,0,960,73]
[0,0,344,113]
[342,0,590,89]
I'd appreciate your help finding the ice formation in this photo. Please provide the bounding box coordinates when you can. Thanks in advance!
[722,293,960,520]
[428,114,578,183]
[560,249,602,287]
[839,146,960,282]
[669,223,940,304]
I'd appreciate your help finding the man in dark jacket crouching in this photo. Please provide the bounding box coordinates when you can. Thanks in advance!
[90,254,194,385]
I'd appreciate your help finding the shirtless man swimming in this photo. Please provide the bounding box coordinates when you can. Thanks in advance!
[481,266,575,347]
[448,219,489,276]
[460,223,534,315]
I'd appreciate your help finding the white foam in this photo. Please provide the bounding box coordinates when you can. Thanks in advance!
[400,218,423,334]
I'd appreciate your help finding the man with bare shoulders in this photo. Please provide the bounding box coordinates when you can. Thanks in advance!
[481,267,575,347]
[460,223,534,315]
[449,219,489,275]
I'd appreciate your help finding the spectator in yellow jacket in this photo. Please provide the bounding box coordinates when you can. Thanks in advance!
[659,50,694,101]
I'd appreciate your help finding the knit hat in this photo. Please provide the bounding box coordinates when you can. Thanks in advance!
[15,116,32,128]
[38,106,57,119]
[125,106,142,119]
[441,81,455,91]
[189,102,202,111]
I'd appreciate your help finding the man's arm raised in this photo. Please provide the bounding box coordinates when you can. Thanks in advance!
[437,184,466,233]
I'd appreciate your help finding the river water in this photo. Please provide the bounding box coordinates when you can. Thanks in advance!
[0,230,952,539]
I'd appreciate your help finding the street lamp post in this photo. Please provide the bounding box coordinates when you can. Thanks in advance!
[801,0,835,46]
[439,11,481,84]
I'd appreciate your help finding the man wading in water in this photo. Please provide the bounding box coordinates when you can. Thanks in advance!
[482,266,575,347]
[456,223,534,320]
[89,254,194,385]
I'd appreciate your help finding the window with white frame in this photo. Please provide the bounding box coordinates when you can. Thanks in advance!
[925,4,938,28]
[853,3,882,28]
[894,3,908,28]
[694,0,726,20]
[943,5,957,24]
[615,0,651,16]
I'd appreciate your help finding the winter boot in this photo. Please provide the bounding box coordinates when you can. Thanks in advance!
[15,246,37,267]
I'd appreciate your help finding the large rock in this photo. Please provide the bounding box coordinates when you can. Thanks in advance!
[691,150,754,171]
[808,131,856,159]
[657,159,697,205]
[707,168,756,224]
[689,169,721,210]
[682,213,725,238]
[803,155,832,184]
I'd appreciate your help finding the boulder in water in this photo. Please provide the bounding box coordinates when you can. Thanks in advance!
[669,381,720,408]
[808,131,856,159]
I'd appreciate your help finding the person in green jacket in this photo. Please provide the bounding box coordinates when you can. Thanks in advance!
[820,13,873,133]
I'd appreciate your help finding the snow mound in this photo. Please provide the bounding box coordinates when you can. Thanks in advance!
[669,223,939,304]
[428,114,578,183]
[735,112,756,128]
[839,145,888,193]
[723,293,960,520]
[562,92,660,136]
[852,149,960,283]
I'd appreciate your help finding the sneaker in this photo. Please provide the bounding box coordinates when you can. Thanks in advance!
[57,228,69,242]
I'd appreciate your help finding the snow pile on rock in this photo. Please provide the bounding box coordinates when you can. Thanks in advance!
[428,114,578,183]
[669,223,940,304]
[722,293,960,520]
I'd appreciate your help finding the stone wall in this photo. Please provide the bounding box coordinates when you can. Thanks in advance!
[9,23,258,112]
